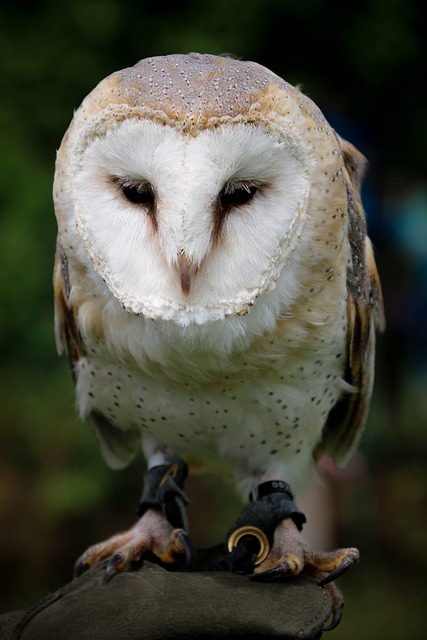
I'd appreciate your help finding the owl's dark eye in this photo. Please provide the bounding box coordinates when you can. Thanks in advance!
[119,180,155,207]
[219,182,258,210]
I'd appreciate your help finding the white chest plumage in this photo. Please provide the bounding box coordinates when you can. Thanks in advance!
[73,259,349,495]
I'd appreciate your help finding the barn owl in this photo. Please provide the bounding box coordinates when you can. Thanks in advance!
[53,53,384,628]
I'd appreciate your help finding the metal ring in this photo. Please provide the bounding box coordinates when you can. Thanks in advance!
[227,525,270,565]
[159,462,178,487]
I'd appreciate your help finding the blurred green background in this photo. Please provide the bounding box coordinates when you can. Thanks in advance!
[1,0,426,637]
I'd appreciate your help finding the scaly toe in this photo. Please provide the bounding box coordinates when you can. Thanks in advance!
[155,527,191,565]
[73,508,192,580]
[315,547,360,586]
[252,550,304,580]
[73,531,132,578]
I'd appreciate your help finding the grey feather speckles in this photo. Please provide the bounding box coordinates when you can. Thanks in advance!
[119,54,273,128]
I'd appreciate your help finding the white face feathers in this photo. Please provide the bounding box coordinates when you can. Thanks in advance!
[73,119,309,323]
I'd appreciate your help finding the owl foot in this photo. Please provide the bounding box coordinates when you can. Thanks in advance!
[74,456,193,581]
[216,480,358,629]
[74,508,191,581]
[213,480,306,573]
[251,517,359,583]
[250,517,359,630]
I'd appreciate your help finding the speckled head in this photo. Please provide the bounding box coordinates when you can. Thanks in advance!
[71,53,298,134]
[115,53,285,129]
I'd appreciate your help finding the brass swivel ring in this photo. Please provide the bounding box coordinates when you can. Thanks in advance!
[227,525,270,565]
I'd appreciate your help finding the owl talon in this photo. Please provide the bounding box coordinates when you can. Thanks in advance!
[317,548,359,587]
[319,579,345,631]
[73,554,87,579]
[324,604,344,632]
[249,562,291,582]
[103,552,125,584]
[175,530,193,569]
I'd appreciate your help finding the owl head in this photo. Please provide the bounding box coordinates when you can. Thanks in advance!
[54,53,349,326]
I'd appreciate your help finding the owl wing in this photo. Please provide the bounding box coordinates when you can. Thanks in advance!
[54,239,140,468]
[53,239,85,376]
[321,138,385,468]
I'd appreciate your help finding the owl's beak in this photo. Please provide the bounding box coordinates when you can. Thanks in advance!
[175,252,198,296]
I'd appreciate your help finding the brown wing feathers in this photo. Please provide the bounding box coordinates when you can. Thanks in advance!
[53,240,85,381]
[322,138,385,467]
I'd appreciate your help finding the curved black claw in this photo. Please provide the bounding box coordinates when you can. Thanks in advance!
[318,554,359,587]
[176,530,193,570]
[249,562,291,582]
[323,604,344,632]
[103,552,125,585]
[73,554,88,579]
